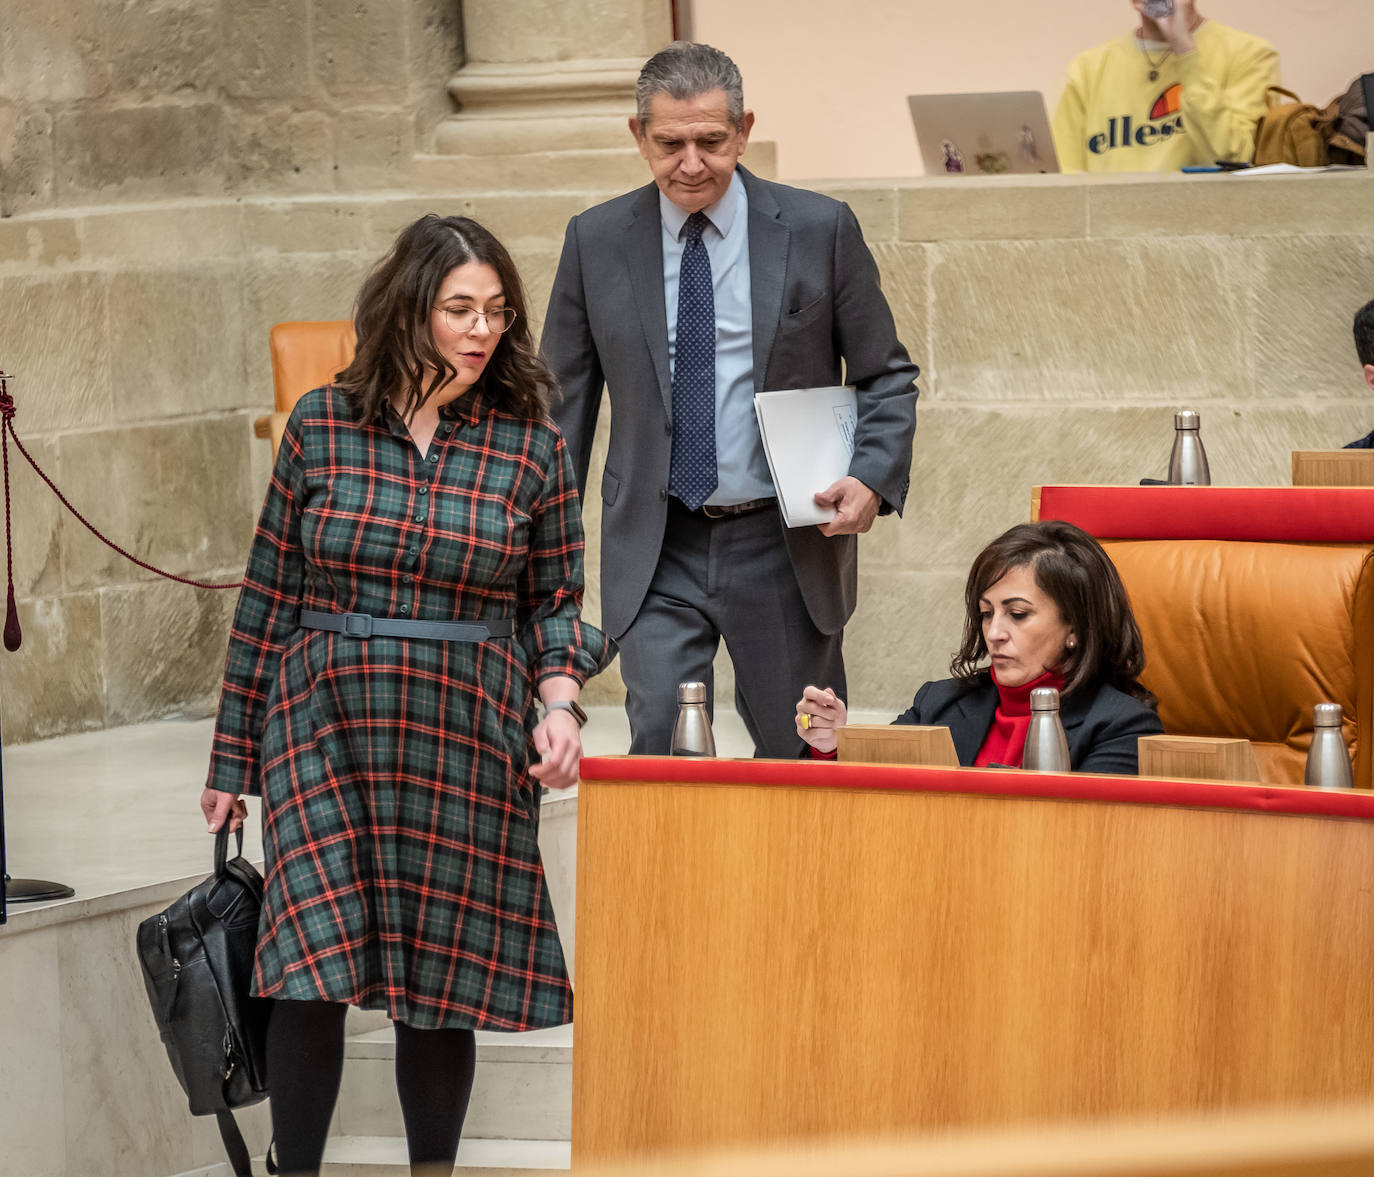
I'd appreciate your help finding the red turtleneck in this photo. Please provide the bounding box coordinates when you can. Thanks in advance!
[973,667,1068,768]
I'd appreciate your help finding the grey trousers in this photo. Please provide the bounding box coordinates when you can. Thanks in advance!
[617,500,846,758]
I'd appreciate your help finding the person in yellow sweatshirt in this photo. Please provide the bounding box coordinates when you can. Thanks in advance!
[1052,2,1279,173]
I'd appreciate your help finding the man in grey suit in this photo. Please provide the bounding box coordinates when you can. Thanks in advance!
[542,41,918,756]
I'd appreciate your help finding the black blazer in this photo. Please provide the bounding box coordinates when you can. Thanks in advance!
[894,675,1163,775]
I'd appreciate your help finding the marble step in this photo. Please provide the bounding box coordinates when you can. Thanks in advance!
[319,1135,569,1176]
[334,1023,573,1141]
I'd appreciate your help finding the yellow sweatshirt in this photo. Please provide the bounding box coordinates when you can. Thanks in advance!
[1052,20,1280,173]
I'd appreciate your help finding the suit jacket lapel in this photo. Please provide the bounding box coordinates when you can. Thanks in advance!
[625,184,672,418]
[1060,688,1091,758]
[952,681,999,765]
[740,167,788,393]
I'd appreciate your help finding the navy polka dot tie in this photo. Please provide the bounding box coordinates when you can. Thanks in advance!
[669,211,717,511]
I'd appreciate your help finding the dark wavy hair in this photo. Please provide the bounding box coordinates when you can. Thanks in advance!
[951,520,1156,708]
[334,214,552,423]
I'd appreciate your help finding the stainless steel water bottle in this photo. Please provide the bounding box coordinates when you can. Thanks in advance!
[1305,702,1353,790]
[670,682,716,757]
[1022,687,1070,772]
[1167,409,1211,486]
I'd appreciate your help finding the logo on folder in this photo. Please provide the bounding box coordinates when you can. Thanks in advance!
[1087,85,1185,156]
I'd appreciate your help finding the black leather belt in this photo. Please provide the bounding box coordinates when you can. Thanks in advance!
[672,496,777,519]
[299,609,513,642]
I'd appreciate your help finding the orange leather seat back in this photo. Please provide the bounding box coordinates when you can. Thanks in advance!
[1105,539,1374,788]
[269,320,356,415]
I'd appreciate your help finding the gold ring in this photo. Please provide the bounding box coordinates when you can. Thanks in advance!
[800,713,811,730]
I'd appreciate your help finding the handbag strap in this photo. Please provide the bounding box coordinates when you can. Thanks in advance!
[213,1111,277,1177]
[1265,85,1305,107]
[214,1110,253,1177]
[213,825,246,876]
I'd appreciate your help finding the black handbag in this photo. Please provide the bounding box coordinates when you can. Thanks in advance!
[136,827,274,1176]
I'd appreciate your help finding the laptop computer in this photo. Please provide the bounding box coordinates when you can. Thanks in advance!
[907,91,1060,176]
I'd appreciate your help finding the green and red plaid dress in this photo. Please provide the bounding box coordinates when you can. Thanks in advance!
[206,385,607,1031]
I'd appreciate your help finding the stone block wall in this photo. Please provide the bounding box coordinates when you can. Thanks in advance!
[0,0,461,215]
[0,190,602,742]
[3,170,1371,744]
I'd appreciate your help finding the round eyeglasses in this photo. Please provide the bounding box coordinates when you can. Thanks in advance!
[433,304,517,334]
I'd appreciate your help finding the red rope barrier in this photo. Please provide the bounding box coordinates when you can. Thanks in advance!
[0,372,242,653]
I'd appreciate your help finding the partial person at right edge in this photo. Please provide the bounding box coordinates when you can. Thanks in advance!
[1344,299,1374,449]
[1052,0,1279,173]
[796,522,1164,775]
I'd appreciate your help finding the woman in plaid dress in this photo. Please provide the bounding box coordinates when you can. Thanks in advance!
[200,215,608,1177]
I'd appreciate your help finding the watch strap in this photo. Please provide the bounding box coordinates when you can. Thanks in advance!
[544,698,588,727]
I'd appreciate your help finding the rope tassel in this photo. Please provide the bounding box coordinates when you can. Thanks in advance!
[4,588,18,653]
[0,370,242,655]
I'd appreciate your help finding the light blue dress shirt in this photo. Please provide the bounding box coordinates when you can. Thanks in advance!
[660,170,774,505]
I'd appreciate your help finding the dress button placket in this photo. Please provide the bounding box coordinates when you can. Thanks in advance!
[408,447,436,612]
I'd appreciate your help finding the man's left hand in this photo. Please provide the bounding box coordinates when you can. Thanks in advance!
[814,477,880,537]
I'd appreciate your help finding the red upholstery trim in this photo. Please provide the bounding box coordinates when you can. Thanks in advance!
[579,756,1374,820]
[1037,486,1374,542]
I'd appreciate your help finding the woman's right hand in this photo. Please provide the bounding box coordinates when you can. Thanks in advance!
[795,685,848,754]
[201,787,247,834]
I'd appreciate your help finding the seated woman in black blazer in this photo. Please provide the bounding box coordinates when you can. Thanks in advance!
[797,521,1163,774]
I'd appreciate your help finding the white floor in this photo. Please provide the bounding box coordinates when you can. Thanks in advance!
[0,705,770,919]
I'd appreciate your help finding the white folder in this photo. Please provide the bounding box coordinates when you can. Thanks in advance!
[752,385,858,528]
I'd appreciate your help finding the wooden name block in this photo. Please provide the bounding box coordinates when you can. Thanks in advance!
[837,724,959,767]
[1138,734,1261,783]
[1291,450,1374,487]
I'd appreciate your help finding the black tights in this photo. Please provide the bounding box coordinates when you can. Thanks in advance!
[267,999,477,1177]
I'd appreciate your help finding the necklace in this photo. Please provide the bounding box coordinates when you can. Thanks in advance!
[1140,41,1171,82]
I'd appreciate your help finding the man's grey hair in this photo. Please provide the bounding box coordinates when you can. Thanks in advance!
[635,41,745,129]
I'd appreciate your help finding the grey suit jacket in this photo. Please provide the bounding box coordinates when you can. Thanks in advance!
[541,166,919,640]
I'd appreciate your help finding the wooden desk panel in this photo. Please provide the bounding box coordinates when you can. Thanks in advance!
[1137,734,1262,783]
[574,1102,1374,1177]
[573,769,1374,1162]
[1293,450,1374,487]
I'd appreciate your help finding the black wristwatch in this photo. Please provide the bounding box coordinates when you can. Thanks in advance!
[542,698,588,727]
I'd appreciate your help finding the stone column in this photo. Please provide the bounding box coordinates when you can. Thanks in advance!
[423,0,775,190]
[437,0,670,152]
[438,56,649,158]
[422,0,669,189]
